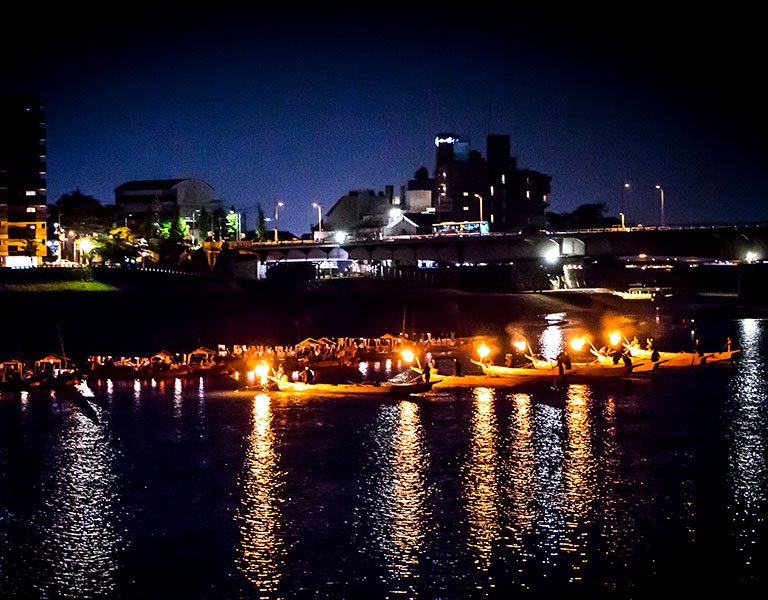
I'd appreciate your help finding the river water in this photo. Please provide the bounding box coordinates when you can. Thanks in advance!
[1,318,767,599]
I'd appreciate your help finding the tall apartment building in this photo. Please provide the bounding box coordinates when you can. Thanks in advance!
[433,133,551,230]
[0,94,48,266]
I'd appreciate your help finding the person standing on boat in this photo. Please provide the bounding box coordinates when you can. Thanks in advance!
[556,350,571,376]
[299,366,314,383]
[422,362,431,383]
[453,356,463,377]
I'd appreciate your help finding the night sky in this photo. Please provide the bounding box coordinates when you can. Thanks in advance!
[3,4,766,236]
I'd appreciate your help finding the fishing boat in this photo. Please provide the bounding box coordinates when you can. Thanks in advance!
[623,344,740,367]
[0,354,80,392]
[588,350,667,372]
[473,360,634,381]
[267,375,436,396]
[85,350,192,380]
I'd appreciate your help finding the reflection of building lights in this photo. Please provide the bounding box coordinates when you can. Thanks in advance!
[728,318,767,575]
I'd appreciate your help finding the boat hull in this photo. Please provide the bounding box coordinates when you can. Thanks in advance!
[625,346,740,367]
[270,377,435,396]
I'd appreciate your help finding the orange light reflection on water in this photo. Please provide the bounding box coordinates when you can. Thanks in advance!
[369,400,428,596]
[465,387,500,574]
[236,393,283,593]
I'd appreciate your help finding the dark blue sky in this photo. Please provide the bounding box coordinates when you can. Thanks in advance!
[3,4,766,235]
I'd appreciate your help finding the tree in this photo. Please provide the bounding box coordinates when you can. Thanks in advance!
[170,215,189,242]
[94,226,142,264]
[255,204,267,240]
[51,189,112,236]
[225,206,241,240]
[198,206,212,242]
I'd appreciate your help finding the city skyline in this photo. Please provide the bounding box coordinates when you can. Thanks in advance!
[3,5,766,236]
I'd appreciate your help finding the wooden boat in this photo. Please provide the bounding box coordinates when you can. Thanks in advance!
[268,375,436,396]
[472,360,635,381]
[589,350,667,372]
[623,345,740,367]
[85,363,191,380]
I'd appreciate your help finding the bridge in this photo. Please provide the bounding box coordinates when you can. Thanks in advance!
[210,222,768,272]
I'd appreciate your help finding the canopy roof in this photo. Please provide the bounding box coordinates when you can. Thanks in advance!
[35,354,68,365]
[190,346,216,355]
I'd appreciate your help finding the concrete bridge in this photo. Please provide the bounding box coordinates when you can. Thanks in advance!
[213,222,768,273]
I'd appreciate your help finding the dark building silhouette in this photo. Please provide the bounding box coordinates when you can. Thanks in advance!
[432,133,551,230]
[0,94,48,266]
[114,178,220,242]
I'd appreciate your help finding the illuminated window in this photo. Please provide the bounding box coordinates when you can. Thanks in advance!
[463,206,469,211]
[526,190,530,199]
[501,174,505,184]
[26,207,35,212]
[26,191,36,196]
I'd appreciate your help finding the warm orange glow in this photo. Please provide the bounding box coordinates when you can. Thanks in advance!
[513,340,528,353]
[401,349,415,363]
[570,337,586,352]
[477,344,491,359]
[609,331,622,346]
[254,363,270,386]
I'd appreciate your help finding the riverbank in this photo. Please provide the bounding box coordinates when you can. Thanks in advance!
[3,274,760,363]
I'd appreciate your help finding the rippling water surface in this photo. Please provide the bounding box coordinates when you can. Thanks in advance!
[2,319,767,599]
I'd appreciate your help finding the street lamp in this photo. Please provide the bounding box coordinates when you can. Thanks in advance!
[621,182,630,221]
[474,193,483,222]
[274,201,284,243]
[655,185,665,226]
[313,202,322,233]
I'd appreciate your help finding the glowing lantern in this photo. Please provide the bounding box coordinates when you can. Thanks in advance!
[477,344,491,359]
[570,337,586,352]
[254,363,270,385]
[401,349,415,363]
[609,331,622,346]
[513,340,528,353]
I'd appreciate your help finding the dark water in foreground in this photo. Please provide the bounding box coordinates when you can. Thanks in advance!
[1,319,767,599]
